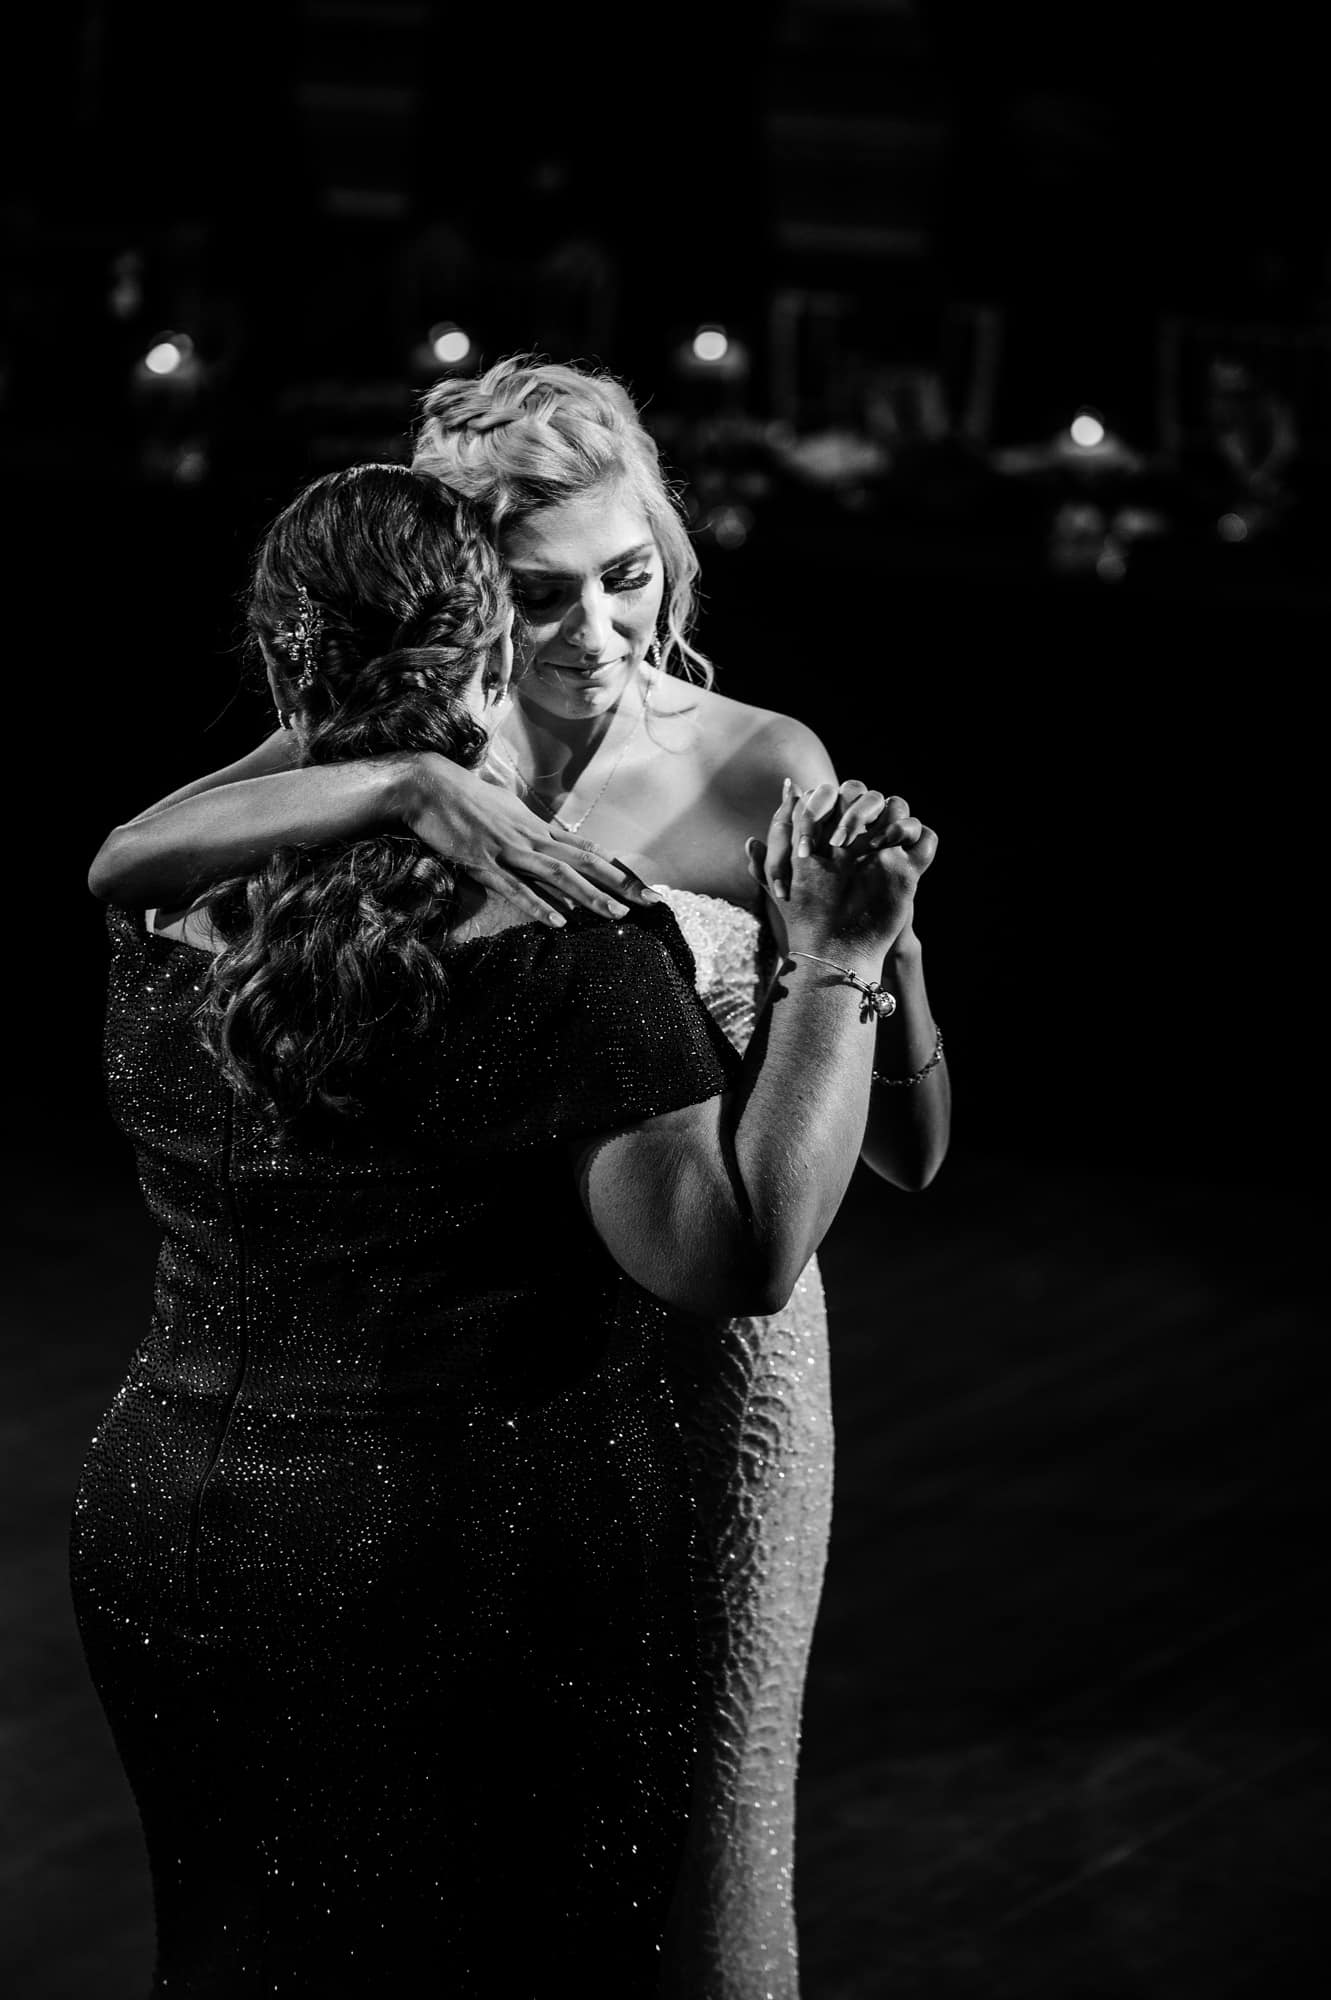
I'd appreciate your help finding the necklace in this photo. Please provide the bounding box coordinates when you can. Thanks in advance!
[513,672,649,835]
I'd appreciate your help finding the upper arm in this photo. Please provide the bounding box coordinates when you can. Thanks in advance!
[724,711,838,830]
[568,1092,763,1317]
[502,911,745,1308]
[749,712,838,791]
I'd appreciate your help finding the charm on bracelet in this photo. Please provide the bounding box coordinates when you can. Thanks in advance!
[787,952,897,1022]
[854,979,896,1024]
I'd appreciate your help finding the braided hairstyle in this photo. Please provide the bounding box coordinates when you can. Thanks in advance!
[411,354,712,685]
[199,464,511,1128]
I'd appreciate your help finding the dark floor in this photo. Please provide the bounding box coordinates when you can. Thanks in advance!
[1,1140,1324,1998]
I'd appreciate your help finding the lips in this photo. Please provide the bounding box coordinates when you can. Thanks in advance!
[545,658,628,677]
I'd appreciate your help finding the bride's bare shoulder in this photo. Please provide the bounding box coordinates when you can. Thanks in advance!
[656,677,835,787]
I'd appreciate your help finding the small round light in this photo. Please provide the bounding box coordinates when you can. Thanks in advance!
[145,340,185,376]
[1070,412,1105,449]
[691,327,729,365]
[1218,511,1248,543]
[430,324,472,366]
[709,503,751,550]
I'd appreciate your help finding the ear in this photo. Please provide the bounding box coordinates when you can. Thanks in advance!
[492,610,516,702]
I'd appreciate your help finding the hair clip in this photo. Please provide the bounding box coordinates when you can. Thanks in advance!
[279,582,324,691]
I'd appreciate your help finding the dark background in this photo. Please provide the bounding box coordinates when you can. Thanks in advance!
[3,5,1327,1995]
[3,0,1324,1187]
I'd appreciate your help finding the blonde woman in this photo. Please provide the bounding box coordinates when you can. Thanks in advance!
[90,358,949,2000]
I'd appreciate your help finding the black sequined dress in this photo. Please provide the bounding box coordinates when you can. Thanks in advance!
[70,903,738,1999]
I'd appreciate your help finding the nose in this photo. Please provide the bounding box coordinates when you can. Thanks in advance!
[561,584,613,659]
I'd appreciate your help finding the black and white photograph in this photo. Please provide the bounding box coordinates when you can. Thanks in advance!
[1,3,1323,1995]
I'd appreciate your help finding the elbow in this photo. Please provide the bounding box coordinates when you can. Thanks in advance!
[696,1278,795,1320]
[865,1135,951,1192]
[914,1133,952,1191]
[739,1269,809,1318]
[901,1153,946,1193]
[748,1275,798,1318]
[87,835,123,902]
[88,829,146,906]
[713,1244,804,1320]
[660,1245,798,1322]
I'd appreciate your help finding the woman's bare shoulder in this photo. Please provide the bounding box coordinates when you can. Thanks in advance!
[678,681,836,787]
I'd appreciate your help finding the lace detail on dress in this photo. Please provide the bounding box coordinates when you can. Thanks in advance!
[651,889,833,2000]
[656,889,767,1055]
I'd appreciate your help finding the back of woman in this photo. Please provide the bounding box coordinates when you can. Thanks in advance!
[72,468,740,1997]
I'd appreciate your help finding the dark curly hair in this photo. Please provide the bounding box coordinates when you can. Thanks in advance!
[198,463,511,1127]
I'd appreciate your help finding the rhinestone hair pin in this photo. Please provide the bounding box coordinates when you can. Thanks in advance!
[279,582,324,692]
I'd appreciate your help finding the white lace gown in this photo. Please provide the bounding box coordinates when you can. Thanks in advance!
[653,889,834,2000]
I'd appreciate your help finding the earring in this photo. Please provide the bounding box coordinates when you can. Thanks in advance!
[647,636,663,673]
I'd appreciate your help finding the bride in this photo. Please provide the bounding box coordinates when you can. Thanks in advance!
[89,354,950,2000]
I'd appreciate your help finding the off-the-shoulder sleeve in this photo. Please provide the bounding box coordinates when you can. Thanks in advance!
[439,904,741,1153]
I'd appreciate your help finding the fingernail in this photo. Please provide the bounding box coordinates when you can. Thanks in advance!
[611,857,660,902]
[546,909,566,926]
[797,839,810,858]
[774,883,788,900]
[782,777,792,801]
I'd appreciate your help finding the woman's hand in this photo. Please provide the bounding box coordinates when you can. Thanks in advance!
[747,778,936,962]
[402,752,660,924]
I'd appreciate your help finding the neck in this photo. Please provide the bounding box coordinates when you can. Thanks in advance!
[501,674,642,793]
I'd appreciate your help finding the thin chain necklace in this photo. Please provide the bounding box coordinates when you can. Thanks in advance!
[513,666,651,835]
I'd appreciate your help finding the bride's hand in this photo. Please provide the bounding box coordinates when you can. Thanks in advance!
[753,779,924,893]
[748,779,935,953]
[403,752,660,925]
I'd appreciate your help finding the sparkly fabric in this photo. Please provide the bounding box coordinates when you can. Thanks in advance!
[70,901,739,1999]
[651,890,833,2000]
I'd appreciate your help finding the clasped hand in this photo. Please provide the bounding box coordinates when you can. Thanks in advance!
[747,779,938,961]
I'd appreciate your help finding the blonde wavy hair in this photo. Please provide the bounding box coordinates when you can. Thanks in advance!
[411,355,713,686]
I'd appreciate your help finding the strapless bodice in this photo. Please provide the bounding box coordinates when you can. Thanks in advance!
[651,888,768,1057]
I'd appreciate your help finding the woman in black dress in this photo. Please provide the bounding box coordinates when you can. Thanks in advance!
[70,464,933,1997]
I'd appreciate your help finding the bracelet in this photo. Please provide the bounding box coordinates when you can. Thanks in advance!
[787,951,898,1023]
[874,1026,944,1088]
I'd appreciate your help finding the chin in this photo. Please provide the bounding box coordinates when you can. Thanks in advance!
[522,663,637,717]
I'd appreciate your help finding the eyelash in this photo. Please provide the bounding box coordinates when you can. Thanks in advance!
[517,569,652,615]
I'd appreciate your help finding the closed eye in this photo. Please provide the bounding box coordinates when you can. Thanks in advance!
[515,567,653,615]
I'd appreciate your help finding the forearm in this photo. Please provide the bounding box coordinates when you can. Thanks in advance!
[88,755,411,907]
[859,931,951,1189]
[728,948,883,1304]
[597,963,880,1318]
